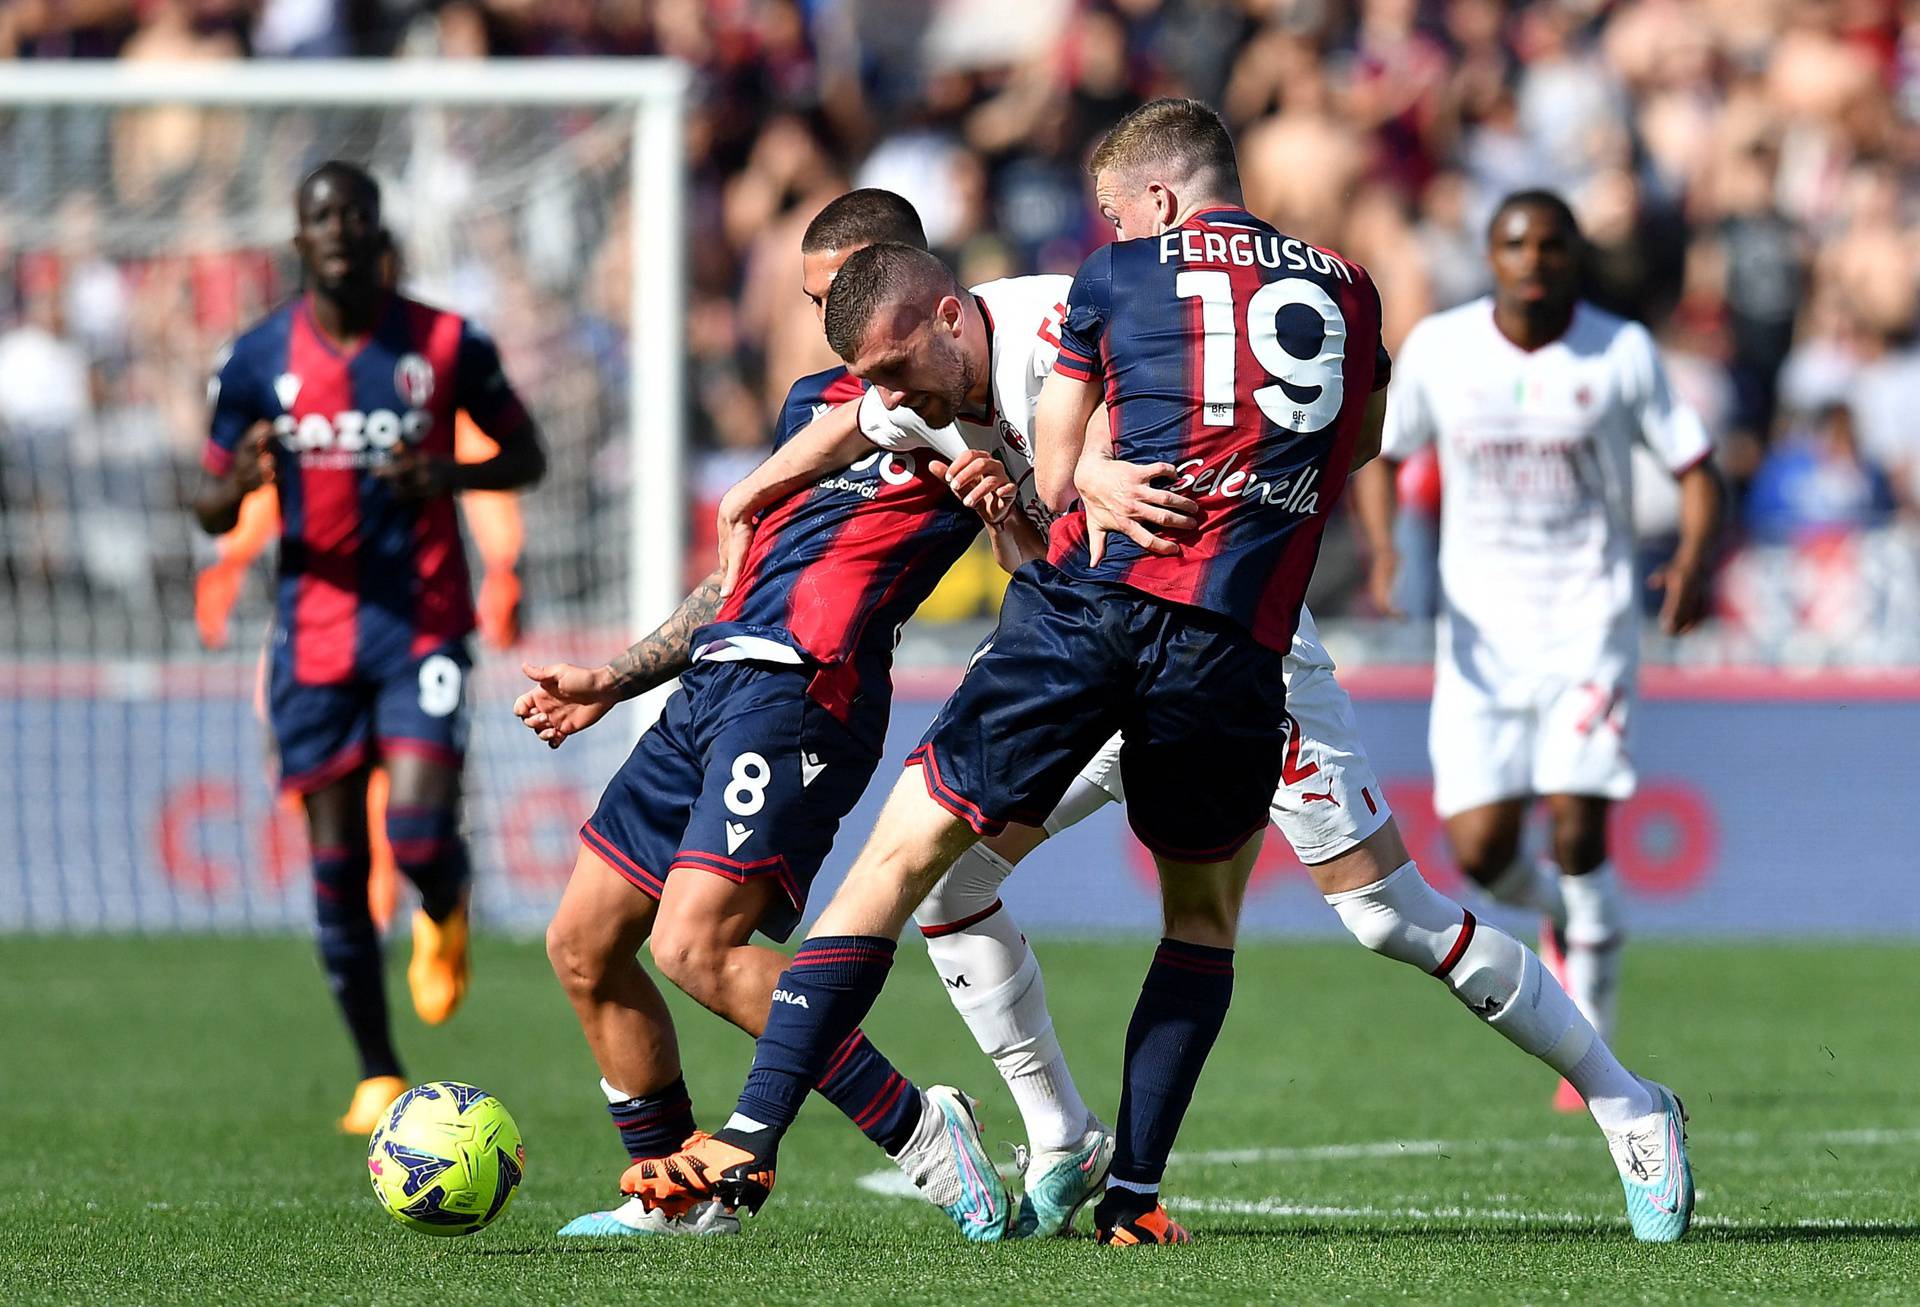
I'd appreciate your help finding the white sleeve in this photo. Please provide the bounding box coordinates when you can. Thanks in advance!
[1379,323,1435,460]
[1622,323,1712,473]
[856,385,968,461]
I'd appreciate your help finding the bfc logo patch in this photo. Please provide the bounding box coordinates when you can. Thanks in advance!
[395,353,436,407]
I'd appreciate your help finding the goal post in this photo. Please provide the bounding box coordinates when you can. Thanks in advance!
[0,58,690,640]
[0,60,689,931]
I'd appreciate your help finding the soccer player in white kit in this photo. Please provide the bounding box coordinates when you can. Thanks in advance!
[1354,190,1721,1107]
[734,155,1695,1237]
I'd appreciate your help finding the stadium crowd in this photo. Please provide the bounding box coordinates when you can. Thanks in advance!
[2,0,1918,663]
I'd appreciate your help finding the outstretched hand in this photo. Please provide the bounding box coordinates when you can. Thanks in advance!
[513,661,619,749]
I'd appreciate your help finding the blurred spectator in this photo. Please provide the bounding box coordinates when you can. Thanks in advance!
[1,0,1918,664]
[1746,404,1897,543]
[0,280,95,456]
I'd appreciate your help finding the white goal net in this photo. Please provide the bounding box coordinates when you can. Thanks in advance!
[0,61,687,932]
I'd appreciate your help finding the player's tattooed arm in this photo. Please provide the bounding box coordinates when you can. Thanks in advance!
[717,400,867,595]
[514,568,725,748]
[192,423,274,536]
[604,567,725,699]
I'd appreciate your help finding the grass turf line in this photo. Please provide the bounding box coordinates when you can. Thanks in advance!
[0,935,1915,1305]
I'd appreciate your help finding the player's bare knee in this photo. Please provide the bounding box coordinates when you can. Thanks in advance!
[545,914,612,1001]
[1160,896,1238,950]
[1551,822,1607,877]
[647,923,727,1005]
[1452,829,1521,886]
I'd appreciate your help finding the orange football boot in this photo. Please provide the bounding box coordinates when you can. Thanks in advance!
[1095,1200,1192,1246]
[622,1131,777,1218]
[407,898,470,1025]
[338,1075,409,1135]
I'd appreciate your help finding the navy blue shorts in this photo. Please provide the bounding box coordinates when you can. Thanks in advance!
[581,660,880,942]
[913,562,1290,862]
[269,640,471,794]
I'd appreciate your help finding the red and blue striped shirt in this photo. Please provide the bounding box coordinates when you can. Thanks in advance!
[695,366,984,750]
[204,293,530,683]
[1050,208,1390,652]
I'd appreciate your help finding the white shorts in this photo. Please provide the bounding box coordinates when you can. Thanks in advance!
[1068,624,1393,865]
[1429,663,1637,818]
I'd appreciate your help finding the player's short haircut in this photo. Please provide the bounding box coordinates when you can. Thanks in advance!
[823,242,959,362]
[1087,97,1240,197]
[1487,189,1581,243]
[297,160,381,217]
[802,188,928,254]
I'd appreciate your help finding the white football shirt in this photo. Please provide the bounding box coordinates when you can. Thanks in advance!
[857,274,1072,532]
[1381,297,1711,681]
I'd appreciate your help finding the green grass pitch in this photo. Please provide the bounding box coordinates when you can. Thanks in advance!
[2,934,1915,1305]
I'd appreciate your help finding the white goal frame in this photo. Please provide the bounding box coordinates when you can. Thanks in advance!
[0,58,692,642]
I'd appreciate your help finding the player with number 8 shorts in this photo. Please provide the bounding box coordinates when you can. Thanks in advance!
[191,162,548,1133]
[518,191,1039,1241]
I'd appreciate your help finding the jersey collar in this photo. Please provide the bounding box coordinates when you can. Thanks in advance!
[964,291,998,429]
[1184,205,1271,231]
[299,290,393,360]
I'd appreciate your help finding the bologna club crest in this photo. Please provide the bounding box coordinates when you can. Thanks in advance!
[395,353,436,407]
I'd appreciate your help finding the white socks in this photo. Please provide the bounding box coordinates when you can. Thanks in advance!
[1560,862,1626,1038]
[1326,862,1652,1131]
[918,845,1093,1153]
[1486,853,1567,925]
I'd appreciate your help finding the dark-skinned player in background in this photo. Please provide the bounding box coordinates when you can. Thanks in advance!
[1352,190,1720,1111]
[193,161,546,1133]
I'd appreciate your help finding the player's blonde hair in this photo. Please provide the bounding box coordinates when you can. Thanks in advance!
[1087,98,1241,198]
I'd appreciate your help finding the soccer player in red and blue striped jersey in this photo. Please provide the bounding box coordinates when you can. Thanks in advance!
[192,162,545,1133]
[515,190,1027,1240]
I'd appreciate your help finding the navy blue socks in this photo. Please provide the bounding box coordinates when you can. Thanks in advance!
[312,844,400,1080]
[1108,938,1235,1191]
